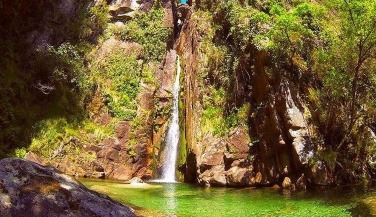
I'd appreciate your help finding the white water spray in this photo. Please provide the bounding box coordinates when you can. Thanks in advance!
[160,55,181,182]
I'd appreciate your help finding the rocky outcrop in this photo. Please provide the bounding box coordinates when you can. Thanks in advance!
[283,83,315,165]
[109,0,141,21]
[26,33,155,181]
[48,90,154,181]
[197,128,254,187]
[198,137,227,186]
[247,66,319,187]
[0,158,135,217]
[171,5,322,187]
[174,5,201,183]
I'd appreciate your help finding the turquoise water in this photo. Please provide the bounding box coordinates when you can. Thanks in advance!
[81,179,374,217]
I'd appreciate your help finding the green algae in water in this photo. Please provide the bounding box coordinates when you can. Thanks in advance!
[81,179,365,217]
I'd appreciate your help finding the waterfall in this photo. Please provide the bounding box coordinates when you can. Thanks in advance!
[160,55,181,182]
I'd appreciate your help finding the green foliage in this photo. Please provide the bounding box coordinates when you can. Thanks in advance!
[29,117,114,159]
[307,0,376,153]
[0,0,110,158]
[91,50,140,120]
[14,148,27,158]
[86,2,110,38]
[217,1,253,51]
[63,1,109,45]
[201,106,226,136]
[253,2,325,75]
[30,43,84,90]
[195,0,376,184]
[309,150,337,171]
[106,8,171,62]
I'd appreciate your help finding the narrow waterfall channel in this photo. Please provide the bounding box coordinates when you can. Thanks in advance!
[160,55,181,182]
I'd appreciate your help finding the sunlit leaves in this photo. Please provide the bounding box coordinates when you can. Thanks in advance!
[93,51,140,120]
[118,8,171,62]
[217,1,253,51]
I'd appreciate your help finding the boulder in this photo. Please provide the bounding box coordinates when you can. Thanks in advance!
[109,0,141,21]
[226,166,250,186]
[295,173,307,190]
[129,177,144,184]
[282,177,292,189]
[0,158,135,217]
[112,164,134,180]
[308,160,333,186]
[226,127,251,161]
[200,140,226,169]
[198,165,227,187]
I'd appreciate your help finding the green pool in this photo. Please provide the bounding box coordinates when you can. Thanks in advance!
[80,179,375,216]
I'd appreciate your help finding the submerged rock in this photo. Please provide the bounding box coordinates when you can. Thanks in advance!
[0,158,135,217]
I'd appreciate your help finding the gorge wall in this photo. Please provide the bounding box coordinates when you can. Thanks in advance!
[173,4,320,187]
[3,0,376,188]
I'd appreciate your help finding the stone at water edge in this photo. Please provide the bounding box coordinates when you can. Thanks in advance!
[282,177,293,189]
[0,158,136,217]
[129,177,144,184]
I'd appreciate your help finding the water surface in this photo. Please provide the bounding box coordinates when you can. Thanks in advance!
[81,179,375,217]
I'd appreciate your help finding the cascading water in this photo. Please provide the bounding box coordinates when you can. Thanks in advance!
[160,55,181,182]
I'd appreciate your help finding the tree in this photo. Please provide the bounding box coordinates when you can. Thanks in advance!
[335,0,376,151]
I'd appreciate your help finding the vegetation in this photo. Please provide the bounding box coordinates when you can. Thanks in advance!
[0,0,108,158]
[29,118,114,160]
[2,0,376,186]
[0,0,169,160]
[105,7,171,62]
[194,0,376,183]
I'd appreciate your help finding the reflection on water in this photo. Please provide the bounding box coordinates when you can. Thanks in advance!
[163,184,177,216]
[80,179,376,217]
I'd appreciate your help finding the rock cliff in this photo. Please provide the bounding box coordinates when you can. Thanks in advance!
[19,0,332,188]
[5,0,376,188]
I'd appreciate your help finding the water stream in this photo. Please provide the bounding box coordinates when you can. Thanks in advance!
[160,55,181,182]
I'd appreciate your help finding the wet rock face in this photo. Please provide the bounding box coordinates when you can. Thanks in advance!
[174,6,201,183]
[0,158,135,217]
